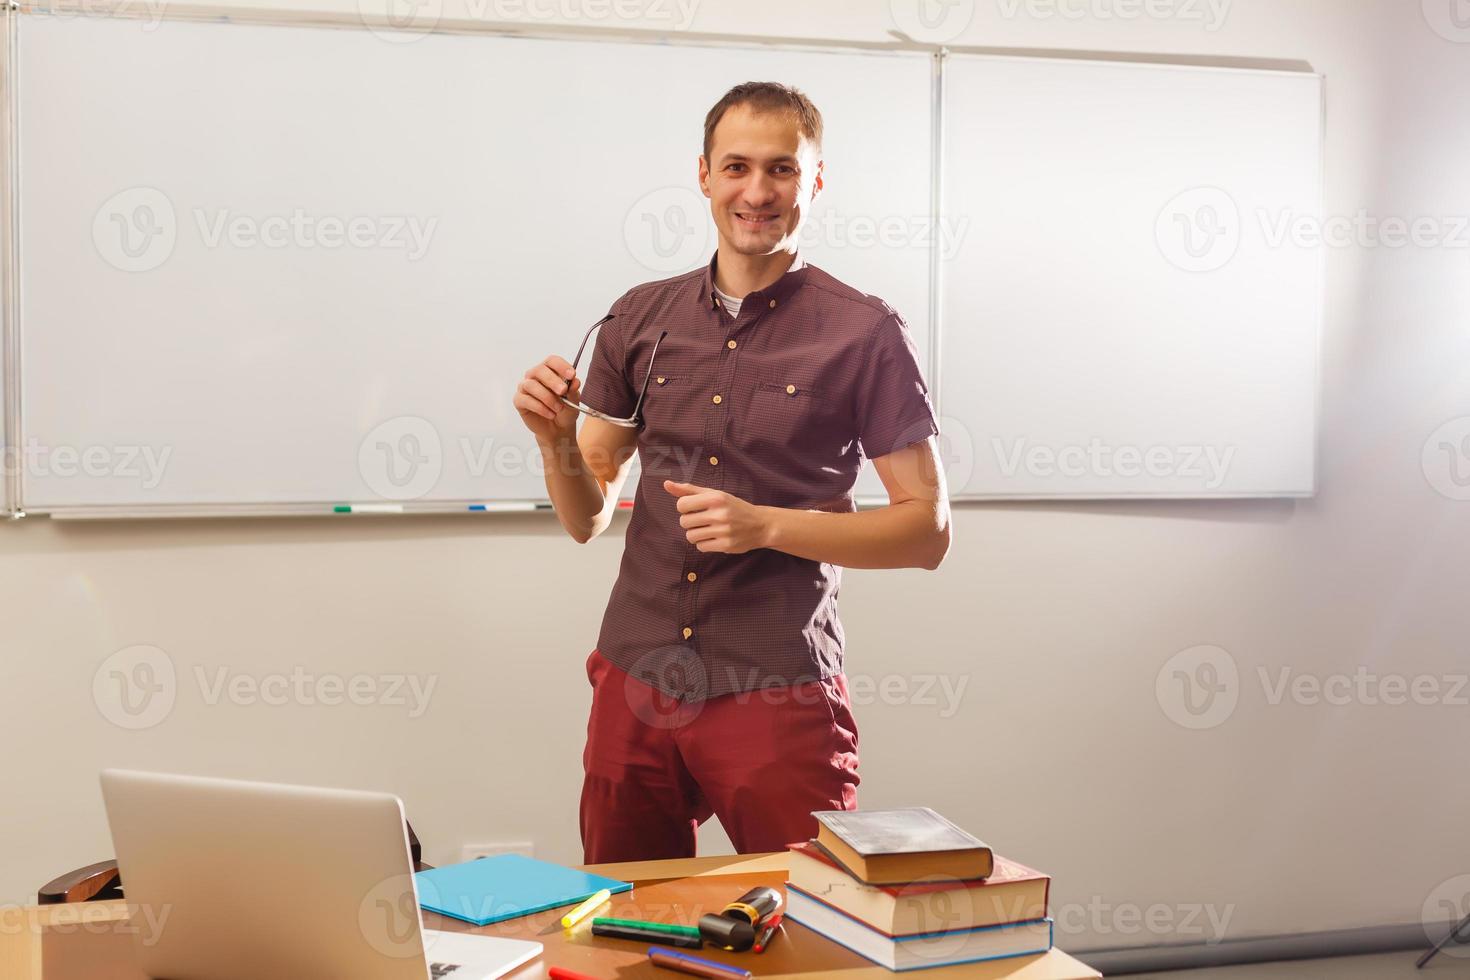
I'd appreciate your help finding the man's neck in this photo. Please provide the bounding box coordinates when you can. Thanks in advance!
[712,246,798,299]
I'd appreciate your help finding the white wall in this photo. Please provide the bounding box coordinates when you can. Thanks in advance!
[5,0,1470,956]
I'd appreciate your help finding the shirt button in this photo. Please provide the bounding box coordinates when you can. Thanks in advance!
[726,339,737,350]
[656,376,667,385]
[709,455,719,466]
[687,571,697,583]
[786,384,797,395]
[682,626,693,639]
[712,394,722,405]
[769,299,777,308]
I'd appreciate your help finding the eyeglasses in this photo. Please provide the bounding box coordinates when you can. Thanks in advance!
[561,314,669,429]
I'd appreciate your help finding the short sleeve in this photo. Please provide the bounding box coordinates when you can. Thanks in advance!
[854,312,939,459]
[576,297,636,420]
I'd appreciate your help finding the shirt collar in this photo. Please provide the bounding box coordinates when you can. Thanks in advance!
[702,251,809,313]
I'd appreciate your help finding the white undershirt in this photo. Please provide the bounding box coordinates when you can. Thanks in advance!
[714,284,744,319]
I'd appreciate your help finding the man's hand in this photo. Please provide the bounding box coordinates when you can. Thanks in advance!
[514,354,581,446]
[664,481,772,554]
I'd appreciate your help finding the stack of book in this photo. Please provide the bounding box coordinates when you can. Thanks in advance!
[785,807,1053,972]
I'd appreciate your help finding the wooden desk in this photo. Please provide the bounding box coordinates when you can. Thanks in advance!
[2,852,1101,979]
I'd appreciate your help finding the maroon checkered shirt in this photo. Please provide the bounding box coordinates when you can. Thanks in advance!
[578,253,938,701]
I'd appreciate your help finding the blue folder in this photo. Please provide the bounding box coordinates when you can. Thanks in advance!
[414,853,633,926]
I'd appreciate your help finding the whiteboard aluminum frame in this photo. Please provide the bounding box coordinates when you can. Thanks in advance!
[1,2,1322,517]
[1,1,19,518]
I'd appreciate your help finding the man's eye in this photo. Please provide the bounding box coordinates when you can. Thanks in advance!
[727,163,746,173]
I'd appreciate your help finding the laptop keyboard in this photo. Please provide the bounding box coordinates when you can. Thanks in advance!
[429,964,462,977]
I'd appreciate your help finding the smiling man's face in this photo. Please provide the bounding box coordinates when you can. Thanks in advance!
[698,103,823,259]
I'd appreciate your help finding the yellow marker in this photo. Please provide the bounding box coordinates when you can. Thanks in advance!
[561,888,611,929]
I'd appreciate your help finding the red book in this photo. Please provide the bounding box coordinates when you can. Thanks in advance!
[786,841,1050,936]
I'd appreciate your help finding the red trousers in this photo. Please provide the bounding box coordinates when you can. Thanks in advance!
[579,649,860,864]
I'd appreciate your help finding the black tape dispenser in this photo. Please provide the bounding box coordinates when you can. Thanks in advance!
[697,886,783,951]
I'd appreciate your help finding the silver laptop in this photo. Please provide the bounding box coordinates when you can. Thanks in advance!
[100,769,542,980]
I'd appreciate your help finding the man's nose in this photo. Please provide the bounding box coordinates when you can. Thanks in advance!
[742,172,779,208]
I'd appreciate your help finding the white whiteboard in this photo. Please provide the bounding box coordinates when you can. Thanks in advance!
[16,14,932,511]
[940,56,1321,498]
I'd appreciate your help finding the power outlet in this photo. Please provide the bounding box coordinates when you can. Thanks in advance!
[460,841,535,863]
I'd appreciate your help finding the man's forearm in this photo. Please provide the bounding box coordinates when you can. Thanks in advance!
[538,433,611,543]
[759,498,950,570]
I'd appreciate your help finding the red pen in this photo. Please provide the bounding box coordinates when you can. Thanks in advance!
[752,912,783,953]
[549,968,601,980]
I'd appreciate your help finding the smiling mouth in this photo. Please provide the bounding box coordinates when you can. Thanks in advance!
[734,211,780,228]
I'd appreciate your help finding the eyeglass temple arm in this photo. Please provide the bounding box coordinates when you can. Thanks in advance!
[569,314,617,376]
[630,330,669,421]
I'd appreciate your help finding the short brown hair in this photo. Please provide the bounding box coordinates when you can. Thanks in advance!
[702,82,823,162]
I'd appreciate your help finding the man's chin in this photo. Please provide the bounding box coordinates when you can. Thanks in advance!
[719,228,793,257]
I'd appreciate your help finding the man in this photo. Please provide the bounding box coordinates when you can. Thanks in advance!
[513,82,950,863]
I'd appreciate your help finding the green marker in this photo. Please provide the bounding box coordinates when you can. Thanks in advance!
[591,917,701,938]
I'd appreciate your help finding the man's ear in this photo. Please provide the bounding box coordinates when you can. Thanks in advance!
[813,159,825,198]
[698,155,712,198]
